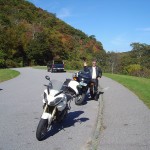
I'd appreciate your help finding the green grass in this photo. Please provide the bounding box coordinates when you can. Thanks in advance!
[104,73,150,108]
[0,69,20,83]
[32,66,47,70]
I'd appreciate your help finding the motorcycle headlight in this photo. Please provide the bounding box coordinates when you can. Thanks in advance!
[49,97,62,106]
[73,77,77,81]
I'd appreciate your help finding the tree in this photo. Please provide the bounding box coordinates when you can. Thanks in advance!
[106,51,119,74]
[130,43,150,69]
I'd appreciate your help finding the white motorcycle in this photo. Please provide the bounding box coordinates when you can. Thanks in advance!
[36,75,80,141]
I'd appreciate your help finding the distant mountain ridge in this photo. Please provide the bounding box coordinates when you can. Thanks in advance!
[0,0,105,68]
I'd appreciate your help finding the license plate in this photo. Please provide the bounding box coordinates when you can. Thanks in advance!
[80,82,87,86]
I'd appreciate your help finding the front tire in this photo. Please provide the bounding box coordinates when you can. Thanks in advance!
[75,93,86,105]
[36,119,48,141]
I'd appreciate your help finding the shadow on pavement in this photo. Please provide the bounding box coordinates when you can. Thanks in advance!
[82,91,104,105]
[50,71,66,73]
[43,110,89,140]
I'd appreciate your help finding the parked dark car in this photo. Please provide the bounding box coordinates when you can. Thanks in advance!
[47,60,64,72]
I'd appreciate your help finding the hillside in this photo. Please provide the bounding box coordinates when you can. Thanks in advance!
[0,0,105,69]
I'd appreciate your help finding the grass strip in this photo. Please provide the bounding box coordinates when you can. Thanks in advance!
[32,66,47,70]
[104,73,150,109]
[0,69,20,83]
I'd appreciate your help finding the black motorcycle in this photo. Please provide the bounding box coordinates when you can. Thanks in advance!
[73,70,92,105]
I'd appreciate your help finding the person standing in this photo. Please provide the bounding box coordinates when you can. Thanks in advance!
[84,58,102,100]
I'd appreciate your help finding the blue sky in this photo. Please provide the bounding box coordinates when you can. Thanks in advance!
[28,0,150,52]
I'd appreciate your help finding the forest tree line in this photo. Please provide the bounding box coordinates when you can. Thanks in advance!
[0,0,104,69]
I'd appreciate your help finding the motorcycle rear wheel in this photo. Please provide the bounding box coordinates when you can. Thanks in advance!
[36,118,48,141]
[90,90,96,99]
[75,93,86,105]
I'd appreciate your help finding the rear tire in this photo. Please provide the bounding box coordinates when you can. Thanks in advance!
[36,119,48,141]
[75,93,86,105]
[90,90,96,99]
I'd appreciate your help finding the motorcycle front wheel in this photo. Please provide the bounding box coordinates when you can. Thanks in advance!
[36,118,48,141]
[75,93,86,105]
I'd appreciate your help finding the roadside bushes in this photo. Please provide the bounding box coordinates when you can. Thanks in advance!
[0,59,6,68]
[140,68,150,78]
[5,59,18,68]
[125,64,150,78]
[125,64,141,76]
[64,60,83,70]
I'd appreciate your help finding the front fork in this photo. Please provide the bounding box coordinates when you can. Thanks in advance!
[42,104,57,127]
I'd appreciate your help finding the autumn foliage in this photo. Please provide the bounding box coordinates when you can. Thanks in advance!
[0,0,104,69]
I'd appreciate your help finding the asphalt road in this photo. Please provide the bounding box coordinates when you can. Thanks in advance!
[1,68,150,150]
[98,77,150,150]
[0,68,99,150]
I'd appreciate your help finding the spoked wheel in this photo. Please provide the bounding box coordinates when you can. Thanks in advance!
[75,93,86,105]
[36,119,48,141]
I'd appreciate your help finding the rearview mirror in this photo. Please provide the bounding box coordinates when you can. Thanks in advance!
[45,75,50,81]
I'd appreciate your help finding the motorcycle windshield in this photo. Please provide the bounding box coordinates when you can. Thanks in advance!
[50,80,64,91]
[78,70,91,79]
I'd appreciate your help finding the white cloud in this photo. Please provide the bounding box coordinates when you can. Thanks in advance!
[57,8,71,19]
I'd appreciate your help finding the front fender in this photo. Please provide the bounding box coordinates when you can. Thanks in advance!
[41,112,51,120]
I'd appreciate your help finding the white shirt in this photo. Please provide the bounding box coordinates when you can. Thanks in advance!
[92,67,96,79]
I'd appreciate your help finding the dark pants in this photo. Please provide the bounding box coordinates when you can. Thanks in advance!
[90,79,99,100]
[90,79,98,93]
[90,79,98,100]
